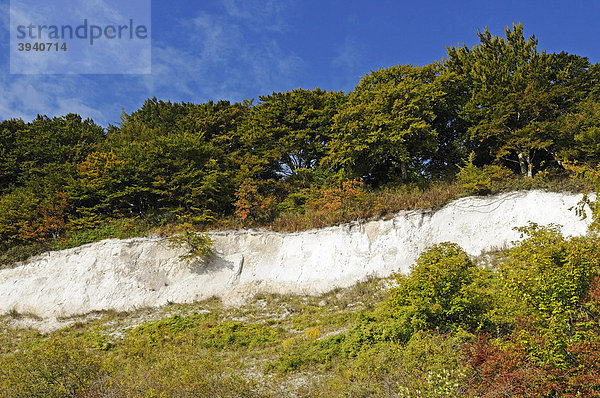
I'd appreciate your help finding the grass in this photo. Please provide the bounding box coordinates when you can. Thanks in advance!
[0,277,393,397]
[0,273,479,396]
[0,271,492,396]
[265,174,591,232]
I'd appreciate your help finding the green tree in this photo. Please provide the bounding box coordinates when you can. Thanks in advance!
[444,23,592,176]
[558,97,600,164]
[327,64,441,185]
[238,88,344,181]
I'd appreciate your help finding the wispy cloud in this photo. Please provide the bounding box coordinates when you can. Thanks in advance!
[148,0,304,102]
[0,74,106,122]
[220,0,290,32]
[331,36,365,91]
[0,0,305,125]
[0,0,150,125]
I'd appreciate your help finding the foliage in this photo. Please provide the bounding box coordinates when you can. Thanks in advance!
[168,228,214,263]
[457,152,514,195]
[500,223,600,367]
[457,152,493,195]
[328,64,441,185]
[0,335,102,397]
[387,242,490,335]
[5,22,600,396]
[2,24,600,259]
[305,178,368,221]
[444,23,594,176]
[234,178,278,225]
[564,161,600,232]
[238,88,344,179]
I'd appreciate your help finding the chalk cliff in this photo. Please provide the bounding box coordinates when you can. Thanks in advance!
[0,190,591,320]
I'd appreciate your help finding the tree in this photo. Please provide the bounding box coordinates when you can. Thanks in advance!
[444,23,592,176]
[327,64,441,185]
[75,98,248,220]
[238,88,344,180]
[558,97,600,164]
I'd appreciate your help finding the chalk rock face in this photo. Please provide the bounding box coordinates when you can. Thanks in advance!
[0,190,591,319]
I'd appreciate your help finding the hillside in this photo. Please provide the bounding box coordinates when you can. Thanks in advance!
[3,23,600,396]
[1,188,600,396]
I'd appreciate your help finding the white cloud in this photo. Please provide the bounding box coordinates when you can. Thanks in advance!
[0,75,105,123]
[0,0,306,125]
[220,0,290,32]
[9,0,151,74]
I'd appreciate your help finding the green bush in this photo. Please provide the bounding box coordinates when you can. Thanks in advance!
[168,229,214,263]
[387,242,489,335]
[500,223,600,367]
[457,152,492,195]
[457,152,513,195]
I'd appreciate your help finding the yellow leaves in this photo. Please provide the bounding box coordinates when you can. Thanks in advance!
[304,326,322,340]
[77,150,125,189]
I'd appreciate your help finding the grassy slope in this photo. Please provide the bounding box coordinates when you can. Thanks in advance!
[1,178,598,396]
[0,277,403,397]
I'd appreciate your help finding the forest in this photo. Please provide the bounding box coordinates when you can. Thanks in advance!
[2,23,600,396]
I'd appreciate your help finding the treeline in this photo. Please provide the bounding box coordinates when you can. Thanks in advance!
[2,24,600,249]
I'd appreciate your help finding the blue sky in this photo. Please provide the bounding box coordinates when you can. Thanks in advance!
[1,0,600,127]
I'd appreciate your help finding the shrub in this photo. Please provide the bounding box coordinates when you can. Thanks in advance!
[234,178,278,226]
[457,152,492,195]
[500,224,600,368]
[457,152,513,195]
[387,242,488,334]
[168,228,214,264]
[326,332,469,398]
[305,178,367,221]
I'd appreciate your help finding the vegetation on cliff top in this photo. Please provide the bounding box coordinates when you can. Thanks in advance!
[1,24,600,264]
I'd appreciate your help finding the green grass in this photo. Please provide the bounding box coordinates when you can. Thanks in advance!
[0,277,403,397]
[0,275,476,397]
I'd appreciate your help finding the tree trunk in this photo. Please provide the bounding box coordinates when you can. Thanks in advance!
[400,161,408,181]
[518,152,528,176]
[517,152,533,178]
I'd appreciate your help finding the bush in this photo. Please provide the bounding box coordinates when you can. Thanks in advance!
[457,152,492,195]
[234,178,278,226]
[324,332,469,398]
[387,242,489,334]
[168,228,214,264]
[500,223,600,367]
[457,152,513,195]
